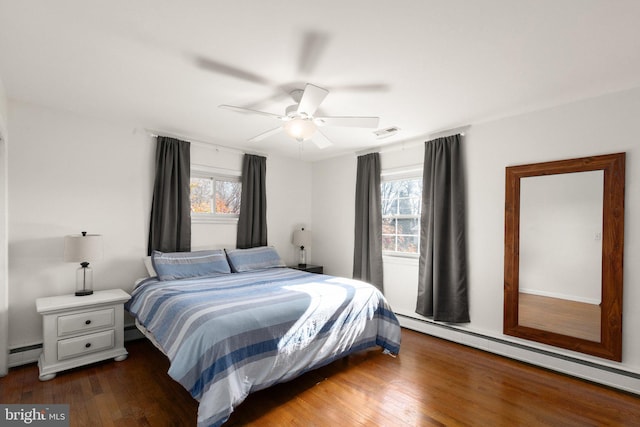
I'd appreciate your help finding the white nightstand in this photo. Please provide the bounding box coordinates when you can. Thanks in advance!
[36,288,131,381]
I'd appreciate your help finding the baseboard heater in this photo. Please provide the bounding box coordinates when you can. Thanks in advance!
[9,343,42,355]
[396,313,640,393]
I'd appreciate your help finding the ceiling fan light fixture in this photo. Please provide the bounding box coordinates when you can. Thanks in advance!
[284,117,317,141]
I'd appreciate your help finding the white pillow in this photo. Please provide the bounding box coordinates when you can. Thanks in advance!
[143,256,157,277]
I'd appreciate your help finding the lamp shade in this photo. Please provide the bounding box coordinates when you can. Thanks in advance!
[292,228,312,248]
[64,233,103,262]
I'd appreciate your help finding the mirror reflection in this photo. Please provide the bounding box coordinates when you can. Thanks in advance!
[503,153,625,361]
[518,170,603,341]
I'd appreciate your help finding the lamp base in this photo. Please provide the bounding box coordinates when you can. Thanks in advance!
[76,263,94,297]
[75,289,93,297]
[298,247,307,266]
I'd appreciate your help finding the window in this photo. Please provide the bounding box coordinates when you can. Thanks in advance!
[381,177,422,255]
[190,173,241,222]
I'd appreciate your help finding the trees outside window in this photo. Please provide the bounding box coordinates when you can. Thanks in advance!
[190,175,241,220]
[381,177,422,255]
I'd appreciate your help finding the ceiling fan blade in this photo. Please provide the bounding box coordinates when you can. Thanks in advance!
[242,91,291,110]
[311,130,333,149]
[248,127,283,143]
[297,31,330,75]
[195,56,273,86]
[315,116,380,128]
[326,83,389,92]
[297,83,329,116]
[219,105,285,120]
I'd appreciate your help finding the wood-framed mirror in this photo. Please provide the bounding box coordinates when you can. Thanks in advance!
[504,152,625,361]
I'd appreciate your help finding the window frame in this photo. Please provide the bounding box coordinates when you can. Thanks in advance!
[190,166,241,224]
[381,166,423,259]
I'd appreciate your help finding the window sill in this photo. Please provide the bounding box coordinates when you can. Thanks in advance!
[383,254,419,265]
[192,216,239,225]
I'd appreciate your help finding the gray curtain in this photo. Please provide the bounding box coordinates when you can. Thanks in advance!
[147,136,191,255]
[353,152,384,292]
[236,154,267,249]
[416,134,469,322]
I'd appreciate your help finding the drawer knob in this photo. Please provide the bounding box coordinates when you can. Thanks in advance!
[85,343,91,348]
[85,320,91,325]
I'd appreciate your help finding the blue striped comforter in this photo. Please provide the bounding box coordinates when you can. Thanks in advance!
[126,268,401,427]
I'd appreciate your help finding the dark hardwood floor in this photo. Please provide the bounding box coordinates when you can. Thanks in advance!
[2,328,639,426]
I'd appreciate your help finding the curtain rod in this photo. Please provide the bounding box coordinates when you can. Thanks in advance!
[425,125,469,140]
[355,125,470,157]
[144,128,267,157]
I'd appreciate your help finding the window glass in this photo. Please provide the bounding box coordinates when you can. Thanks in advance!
[381,177,422,255]
[190,175,241,219]
[215,180,241,214]
[190,177,214,213]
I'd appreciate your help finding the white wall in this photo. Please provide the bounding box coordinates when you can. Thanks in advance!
[312,87,640,389]
[0,75,9,376]
[311,155,356,276]
[265,155,313,265]
[7,101,154,358]
[6,101,313,362]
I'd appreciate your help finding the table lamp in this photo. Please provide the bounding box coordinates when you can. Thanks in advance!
[64,231,103,296]
[292,227,312,267]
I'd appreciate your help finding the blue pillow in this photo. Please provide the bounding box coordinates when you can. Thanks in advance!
[152,249,231,281]
[225,246,286,272]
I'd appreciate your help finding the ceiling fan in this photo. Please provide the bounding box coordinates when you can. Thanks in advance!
[219,83,380,149]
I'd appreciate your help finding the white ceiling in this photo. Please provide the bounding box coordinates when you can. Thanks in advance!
[1,0,640,161]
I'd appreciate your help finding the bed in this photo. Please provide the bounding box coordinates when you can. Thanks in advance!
[125,247,402,427]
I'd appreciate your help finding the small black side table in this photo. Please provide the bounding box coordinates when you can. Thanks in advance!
[289,264,323,274]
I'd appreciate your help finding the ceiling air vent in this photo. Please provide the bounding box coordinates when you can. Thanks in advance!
[373,127,400,139]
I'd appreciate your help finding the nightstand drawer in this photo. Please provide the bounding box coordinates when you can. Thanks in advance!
[57,329,115,360]
[58,308,115,337]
